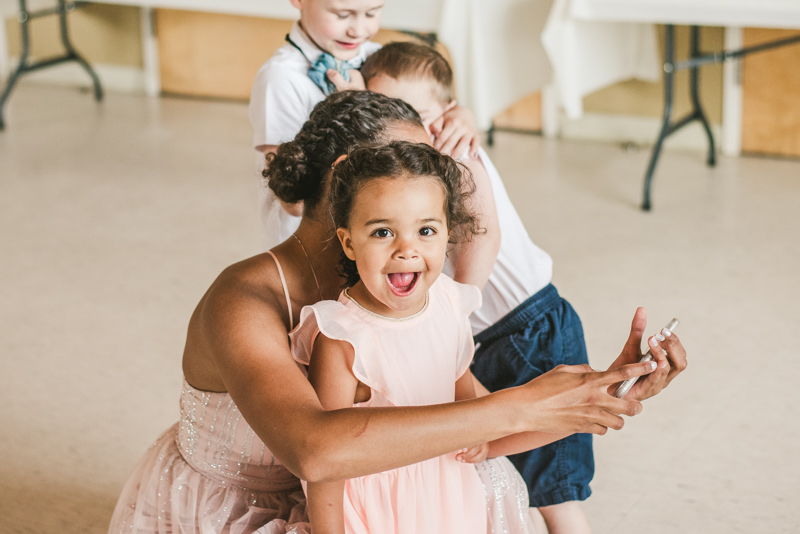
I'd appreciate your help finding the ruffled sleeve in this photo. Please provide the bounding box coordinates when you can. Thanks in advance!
[289,300,401,406]
[435,276,483,380]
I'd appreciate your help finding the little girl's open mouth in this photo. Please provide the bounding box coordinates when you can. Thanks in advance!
[386,272,420,296]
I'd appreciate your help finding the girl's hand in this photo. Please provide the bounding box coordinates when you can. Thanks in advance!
[605,308,688,401]
[456,443,489,464]
[326,69,366,92]
[430,106,480,159]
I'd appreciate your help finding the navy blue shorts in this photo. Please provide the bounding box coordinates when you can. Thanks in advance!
[471,284,594,507]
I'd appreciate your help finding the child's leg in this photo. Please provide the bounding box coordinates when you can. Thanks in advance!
[539,501,591,534]
[471,285,593,525]
[528,507,549,533]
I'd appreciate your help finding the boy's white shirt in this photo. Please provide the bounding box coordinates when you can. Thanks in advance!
[248,22,381,250]
[442,148,553,335]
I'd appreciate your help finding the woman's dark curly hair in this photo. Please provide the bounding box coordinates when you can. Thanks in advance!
[330,141,483,286]
[264,91,424,215]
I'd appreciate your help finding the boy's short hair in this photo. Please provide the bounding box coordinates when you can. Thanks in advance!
[361,42,454,107]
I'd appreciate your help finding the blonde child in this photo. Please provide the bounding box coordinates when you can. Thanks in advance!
[248,0,481,250]
[289,141,540,534]
[362,42,596,533]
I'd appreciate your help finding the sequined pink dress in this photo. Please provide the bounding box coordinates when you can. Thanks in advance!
[108,251,309,534]
[290,275,537,534]
[106,380,310,534]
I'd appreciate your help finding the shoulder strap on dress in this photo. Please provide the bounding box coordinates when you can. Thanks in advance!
[267,250,293,331]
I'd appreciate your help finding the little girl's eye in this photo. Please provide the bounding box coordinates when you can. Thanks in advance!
[372,228,392,238]
[337,12,349,19]
[419,227,437,236]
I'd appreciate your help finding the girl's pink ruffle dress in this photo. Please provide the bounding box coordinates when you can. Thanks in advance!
[291,275,536,534]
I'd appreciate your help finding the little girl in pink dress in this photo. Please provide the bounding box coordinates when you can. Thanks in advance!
[290,141,536,534]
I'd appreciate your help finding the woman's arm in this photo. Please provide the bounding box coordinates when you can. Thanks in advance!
[468,375,571,458]
[304,334,360,534]
[448,156,501,290]
[199,266,651,483]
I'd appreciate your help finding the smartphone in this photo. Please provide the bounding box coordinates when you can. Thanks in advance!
[613,318,679,398]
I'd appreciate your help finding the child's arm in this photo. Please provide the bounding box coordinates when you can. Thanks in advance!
[325,69,367,91]
[448,156,501,290]
[453,369,490,463]
[305,334,360,534]
[431,105,481,159]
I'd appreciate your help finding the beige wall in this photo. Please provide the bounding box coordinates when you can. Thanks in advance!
[583,25,724,125]
[5,3,142,67]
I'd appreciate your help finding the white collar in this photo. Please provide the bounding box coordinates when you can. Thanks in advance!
[288,21,371,67]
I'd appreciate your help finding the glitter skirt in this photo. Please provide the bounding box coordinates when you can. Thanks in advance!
[107,424,310,534]
[476,457,538,534]
[107,427,536,534]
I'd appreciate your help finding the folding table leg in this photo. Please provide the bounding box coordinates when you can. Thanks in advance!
[0,2,31,129]
[689,26,715,167]
[0,0,103,130]
[642,24,675,211]
[57,0,102,102]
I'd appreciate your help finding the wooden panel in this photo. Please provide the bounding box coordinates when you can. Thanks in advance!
[493,92,541,131]
[155,12,453,101]
[742,28,800,158]
[156,10,293,99]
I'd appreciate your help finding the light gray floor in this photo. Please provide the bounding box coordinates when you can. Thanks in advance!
[1,84,799,534]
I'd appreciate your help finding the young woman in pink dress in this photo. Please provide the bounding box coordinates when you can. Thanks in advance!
[108,91,686,534]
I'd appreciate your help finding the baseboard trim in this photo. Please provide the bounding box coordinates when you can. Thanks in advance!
[6,57,145,94]
[559,111,722,152]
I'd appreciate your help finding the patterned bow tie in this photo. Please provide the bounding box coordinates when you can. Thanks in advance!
[308,53,353,96]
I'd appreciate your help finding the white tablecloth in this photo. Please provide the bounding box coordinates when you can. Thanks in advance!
[439,0,555,130]
[542,0,660,120]
[544,0,800,121]
[569,0,800,29]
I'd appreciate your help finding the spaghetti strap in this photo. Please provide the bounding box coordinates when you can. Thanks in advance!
[267,250,294,331]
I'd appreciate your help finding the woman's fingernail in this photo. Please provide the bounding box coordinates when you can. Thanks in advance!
[662,328,672,337]
[650,337,659,347]
[655,334,666,342]
[649,361,657,371]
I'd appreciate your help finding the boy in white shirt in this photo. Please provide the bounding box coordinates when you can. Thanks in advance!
[362,42,594,534]
[248,0,480,250]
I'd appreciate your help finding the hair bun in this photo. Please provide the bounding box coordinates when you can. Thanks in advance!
[264,141,311,205]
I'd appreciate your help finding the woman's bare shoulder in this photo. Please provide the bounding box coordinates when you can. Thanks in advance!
[201,252,288,326]
[183,251,293,391]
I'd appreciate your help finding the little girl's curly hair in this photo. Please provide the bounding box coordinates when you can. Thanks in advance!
[330,141,483,286]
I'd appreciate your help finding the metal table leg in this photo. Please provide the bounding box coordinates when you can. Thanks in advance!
[690,26,716,168]
[643,25,717,211]
[0,0,103,130]
[642,25,675,212]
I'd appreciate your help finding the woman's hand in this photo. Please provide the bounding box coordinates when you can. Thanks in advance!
[606,307,688,401]
[430,105,481,159]
[514,361,657,436]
